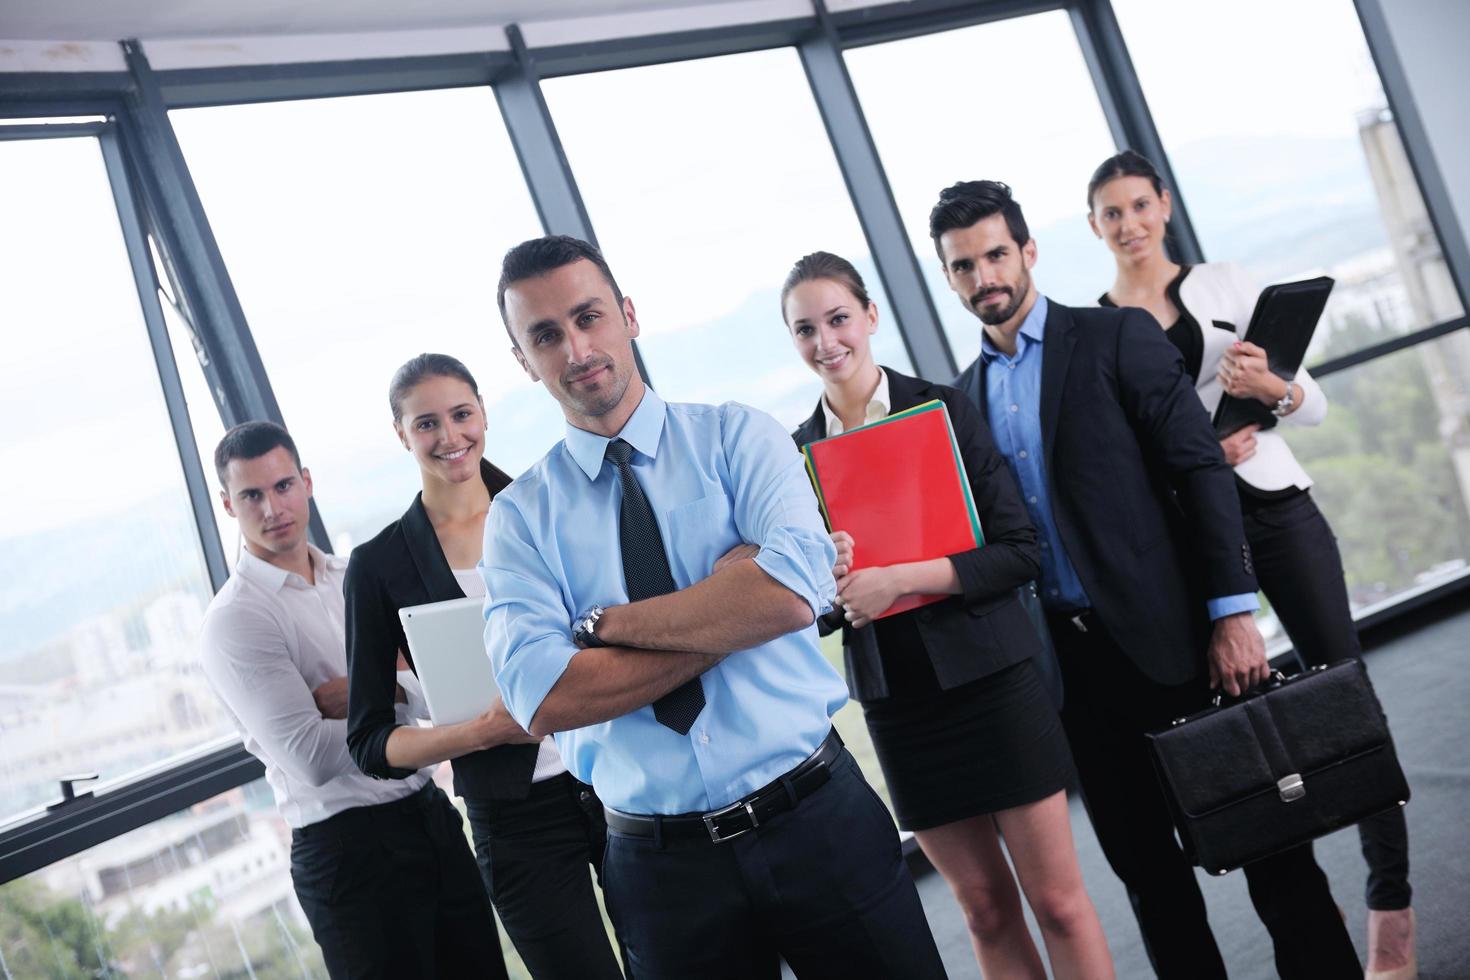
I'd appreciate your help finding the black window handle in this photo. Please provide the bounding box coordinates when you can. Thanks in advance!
[48,773,100,810]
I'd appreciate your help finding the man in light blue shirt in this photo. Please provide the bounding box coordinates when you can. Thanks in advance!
[482,236,945,979]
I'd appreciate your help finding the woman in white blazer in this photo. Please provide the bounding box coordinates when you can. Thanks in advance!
[1084,149,1416,980]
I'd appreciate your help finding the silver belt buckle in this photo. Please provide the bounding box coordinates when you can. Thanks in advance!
[702,800,759,843]
[1277,773,1305,803]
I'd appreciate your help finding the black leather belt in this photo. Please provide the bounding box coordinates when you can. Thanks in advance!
[604,729,844,844]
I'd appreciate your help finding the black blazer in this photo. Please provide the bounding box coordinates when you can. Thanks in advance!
[792,368,1042,702]
[344,458,539,802]
[953,298,1257,685]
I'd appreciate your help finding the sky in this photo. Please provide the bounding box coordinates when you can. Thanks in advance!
[0,0,1397,553]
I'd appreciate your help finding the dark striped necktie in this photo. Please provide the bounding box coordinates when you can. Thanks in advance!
[604,438,706,735]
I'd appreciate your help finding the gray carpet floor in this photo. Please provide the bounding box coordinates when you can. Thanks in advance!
[902,607,1470,979]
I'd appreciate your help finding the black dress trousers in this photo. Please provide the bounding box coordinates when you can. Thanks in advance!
[289,782,508,980]
[601,749,946,980]
[1048,615,1362,980]
[1241,487,1411,911]
[465,773,624,980]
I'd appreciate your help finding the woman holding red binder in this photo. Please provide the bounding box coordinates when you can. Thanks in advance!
[784,251,1113,980]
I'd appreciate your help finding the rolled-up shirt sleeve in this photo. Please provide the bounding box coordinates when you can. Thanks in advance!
[483,494,581,732]
[200,608,356,788]
[720,403,838,618]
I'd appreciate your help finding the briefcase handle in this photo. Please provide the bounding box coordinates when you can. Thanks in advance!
[1210,669,1290,709]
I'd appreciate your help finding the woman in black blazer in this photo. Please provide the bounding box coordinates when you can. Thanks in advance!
[783,253,1113,980]
[344,354,621,980]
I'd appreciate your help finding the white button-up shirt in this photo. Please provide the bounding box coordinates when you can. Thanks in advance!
[200,544,430,828]
[820,368,891,436]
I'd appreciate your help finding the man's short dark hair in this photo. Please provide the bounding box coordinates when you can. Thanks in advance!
[214,420,302,488]
[928,180,1031,258]
[496,235,624,343]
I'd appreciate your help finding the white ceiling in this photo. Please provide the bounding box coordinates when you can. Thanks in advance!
[0,0,759,42]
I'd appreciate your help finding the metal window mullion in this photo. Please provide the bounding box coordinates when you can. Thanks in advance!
[800,0,956,382]
[495,25,653,388]
[118,39,334,553]
[0,743,263,885]
[97,125,231,592]
[1068,0,1203,265]
[1310,315,1469,379]
[0,122,109,141]
[1353,0,1470,314]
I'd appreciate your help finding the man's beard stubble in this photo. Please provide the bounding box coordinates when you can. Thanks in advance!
[971,269,1032,326]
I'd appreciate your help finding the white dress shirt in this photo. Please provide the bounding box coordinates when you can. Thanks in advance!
[451,566,568,783]
[821,368,891,436]
[200,544,431,828]
[1179,261,1327,491]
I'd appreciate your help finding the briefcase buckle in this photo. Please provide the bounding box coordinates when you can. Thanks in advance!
[1277,773,1305,803]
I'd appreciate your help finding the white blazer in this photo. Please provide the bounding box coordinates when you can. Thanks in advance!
[1177,261,1326,492]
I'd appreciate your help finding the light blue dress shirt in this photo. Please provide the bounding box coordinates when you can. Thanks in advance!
[981,295,1258,621]
[482,387,848,815]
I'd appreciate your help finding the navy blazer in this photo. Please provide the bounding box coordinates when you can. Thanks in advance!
[953,297,1257,685]
[793,367,1042,702]
[344,458,540,801]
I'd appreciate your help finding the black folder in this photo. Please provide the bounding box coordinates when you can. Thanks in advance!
[1212,276,1335,436]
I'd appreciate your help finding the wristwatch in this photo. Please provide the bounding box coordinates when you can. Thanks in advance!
[1271,382,1296,418]
[572,605,608,648]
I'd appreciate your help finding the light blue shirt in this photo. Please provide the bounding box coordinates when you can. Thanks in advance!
[982,295,1258,621]
[482,387,848,815]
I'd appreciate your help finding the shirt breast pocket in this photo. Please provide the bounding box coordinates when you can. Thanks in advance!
[663,493,737,587]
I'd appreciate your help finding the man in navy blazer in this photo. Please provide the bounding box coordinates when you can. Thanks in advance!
[935,180,1360,979]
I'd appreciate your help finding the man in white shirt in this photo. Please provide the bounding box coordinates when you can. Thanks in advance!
[199,421,507,980]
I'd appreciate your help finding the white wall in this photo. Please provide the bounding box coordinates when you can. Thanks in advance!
[1375,0,1470,278]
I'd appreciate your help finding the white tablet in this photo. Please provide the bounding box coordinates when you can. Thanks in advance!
[398,596,497,727]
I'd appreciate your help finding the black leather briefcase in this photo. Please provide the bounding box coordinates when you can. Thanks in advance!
[1145,659,1409,875]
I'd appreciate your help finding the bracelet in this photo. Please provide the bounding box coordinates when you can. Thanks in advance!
[1271,383,1295,417]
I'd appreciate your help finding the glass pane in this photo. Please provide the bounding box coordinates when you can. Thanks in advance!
[1113,0,1465,364]
[542,48,914,431]
[1283,330,1470,613]
[0,780,325,978]
[0,136,223,824]
[171,89,550,554]
[846,12,1120,369]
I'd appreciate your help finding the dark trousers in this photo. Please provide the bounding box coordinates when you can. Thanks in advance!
[290,782,507,980]
[1049,617,1361,980]
[602,748,946,980]
[465,773,623,980]
[1243,488,1412,910]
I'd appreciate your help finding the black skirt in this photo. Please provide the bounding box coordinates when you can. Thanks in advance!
[861,658,1074,832]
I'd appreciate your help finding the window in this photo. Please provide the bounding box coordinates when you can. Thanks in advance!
[541,48,913,431]
[1283,330,1470,612]
[0,134,222,824]
[1113,0,1465,364]
[0,780,326,978]
[172,89,552,554]
[845,12,1121,368]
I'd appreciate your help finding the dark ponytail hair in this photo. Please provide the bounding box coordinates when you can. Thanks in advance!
[1087,150,1166,211]
[388,353,480,420]
[780,251,873,321]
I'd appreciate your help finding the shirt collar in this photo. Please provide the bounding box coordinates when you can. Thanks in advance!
[821,368,890,437]
[235,542,338,592]
[564,385,667,481]
[980,293,1049,362]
